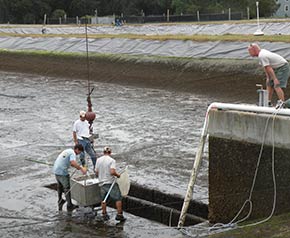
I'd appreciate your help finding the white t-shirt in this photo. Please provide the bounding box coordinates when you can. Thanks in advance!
[96,155,116,185]
[258,49,287,69]
[73,119,90,140]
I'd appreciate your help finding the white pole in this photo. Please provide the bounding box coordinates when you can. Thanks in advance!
[178,105,212,227]
[197,10,200,22]
[167,9,170,22]
[254,1,264,35]
[43,14,47,25]
[256,2,260,28]
[228,8,231,20]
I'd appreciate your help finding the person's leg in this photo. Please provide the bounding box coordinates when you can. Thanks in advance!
[100,185,110,220]
[56,176,63,202]
[101,201,107,214]
[77,139,86,166]
[85,142,96,169]
[60,175,76,209]
[274,64,289,101]
[116,201,123,214]
[56,175,66,210]
[274,87,285,101]
[110,184,126,221]
[267,85,274,102]
[115,200,126,221]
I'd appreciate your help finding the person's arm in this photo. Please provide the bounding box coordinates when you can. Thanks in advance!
[73,131,78,145]
[110,168,120,178]
[70,160,87,174]
[264,65,279,86]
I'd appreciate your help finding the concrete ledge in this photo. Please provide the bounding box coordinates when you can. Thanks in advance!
[207,108,290,223]
[208,109,290,149]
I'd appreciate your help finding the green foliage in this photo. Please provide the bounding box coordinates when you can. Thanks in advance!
[51,9,66,19]
[0,0,280,23]
[171,0,199,14]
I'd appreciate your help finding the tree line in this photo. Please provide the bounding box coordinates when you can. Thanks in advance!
[0,0,279,24]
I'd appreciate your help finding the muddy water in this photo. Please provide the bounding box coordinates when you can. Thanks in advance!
[0,71,245,237]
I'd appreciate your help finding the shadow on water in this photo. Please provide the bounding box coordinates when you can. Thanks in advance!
[53,209,126,238]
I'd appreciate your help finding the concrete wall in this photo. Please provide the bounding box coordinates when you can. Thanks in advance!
[207,108,290,223]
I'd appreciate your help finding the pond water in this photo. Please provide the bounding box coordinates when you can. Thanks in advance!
[0,71,242,237]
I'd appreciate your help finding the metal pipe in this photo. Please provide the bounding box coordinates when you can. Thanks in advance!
[210,102,290,116]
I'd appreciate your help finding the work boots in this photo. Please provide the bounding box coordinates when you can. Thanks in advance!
[115,214,126,222]
[65,191,78,211]
[58,199,66,211]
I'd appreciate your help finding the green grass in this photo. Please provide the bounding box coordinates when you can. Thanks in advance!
[0,32,289,43]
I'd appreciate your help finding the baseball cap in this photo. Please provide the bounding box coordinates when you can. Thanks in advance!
[79,110,86,118]
[103,147,111,153]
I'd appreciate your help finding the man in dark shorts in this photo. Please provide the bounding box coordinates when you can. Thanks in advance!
[95,147,126,221]
[248,43,290,106]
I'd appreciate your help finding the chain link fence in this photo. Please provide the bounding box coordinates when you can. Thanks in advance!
[0,11,245,25]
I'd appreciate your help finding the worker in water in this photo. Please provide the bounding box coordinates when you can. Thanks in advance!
[248,43,290,106]
[53,144,87,211]
[95,147,126,222]
[73,110,97,169]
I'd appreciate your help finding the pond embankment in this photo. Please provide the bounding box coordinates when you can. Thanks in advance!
[0,50,275,103]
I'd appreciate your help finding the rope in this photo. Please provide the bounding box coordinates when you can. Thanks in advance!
[181,103,283,237]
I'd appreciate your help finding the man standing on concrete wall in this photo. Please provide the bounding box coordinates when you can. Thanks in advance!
[248,43,290,106]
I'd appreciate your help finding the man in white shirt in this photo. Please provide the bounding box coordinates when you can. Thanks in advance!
[95,147,126,222]
[73,110,97,169]
[248,43,290,105]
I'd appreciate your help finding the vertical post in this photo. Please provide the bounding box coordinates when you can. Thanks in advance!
[197,10,200,22]
[95,9,98,24]
[43,14,47,25]
[254,1,264,35]
[42,14,47,34]
[247,7,250,20]
[76,16,79,25]
[59,17,62,25]
[178,108,211,227]
[167,9,170,22]
[256,2,260,29]
[228,8,231,20]
[141,9,144,23]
